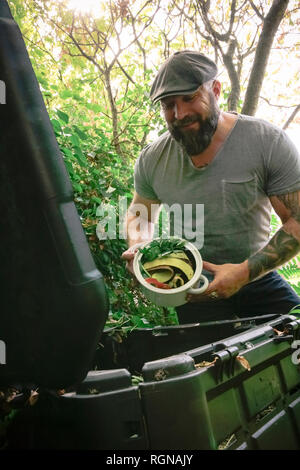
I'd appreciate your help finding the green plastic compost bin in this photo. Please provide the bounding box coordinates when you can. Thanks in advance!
[6,315,300,450]
[0,0,109,389]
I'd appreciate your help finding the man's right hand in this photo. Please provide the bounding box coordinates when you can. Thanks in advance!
[121,242,145,275]
[122,192,160,275]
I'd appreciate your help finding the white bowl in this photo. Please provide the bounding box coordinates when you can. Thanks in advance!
[133,238,209,307]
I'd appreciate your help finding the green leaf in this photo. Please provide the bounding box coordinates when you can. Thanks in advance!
[91,196,102,204]
[74,126,89,140]
[61,147,74,159]
[72,93,83,102]
[73,182,83,193]
[139,238,185,262]
[50,119,62,133]
[59,90,74,99]
[37,75,48,88]
[74,152,87,167]
[64,160,74,175]
[85,102,103,113]
[56,109,69,124]
[70,134,81,147]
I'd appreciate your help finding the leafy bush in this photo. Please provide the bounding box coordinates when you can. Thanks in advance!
[49,107,178,330]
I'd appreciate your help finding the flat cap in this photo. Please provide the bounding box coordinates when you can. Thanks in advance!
[150,50,217,104]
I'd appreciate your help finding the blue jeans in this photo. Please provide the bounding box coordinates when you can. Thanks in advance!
[176,271,300,324]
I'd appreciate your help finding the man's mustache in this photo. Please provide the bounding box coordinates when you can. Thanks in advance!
[172,115,201,129]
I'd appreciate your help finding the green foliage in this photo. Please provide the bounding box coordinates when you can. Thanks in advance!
[139,238,185,262]
[278,258,300,296]
[270,213,300,292]
[279,261,300,282]
[46,88,177,330]
[288,305,300,318]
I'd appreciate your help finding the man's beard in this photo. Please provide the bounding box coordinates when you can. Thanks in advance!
[168,98,220,156]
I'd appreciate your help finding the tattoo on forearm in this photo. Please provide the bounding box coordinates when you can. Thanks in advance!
[248,229,300,281]
[248,190,300,282]
[278,192,300,222]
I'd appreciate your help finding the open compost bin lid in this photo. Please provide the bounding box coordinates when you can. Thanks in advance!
[0,0,109,388]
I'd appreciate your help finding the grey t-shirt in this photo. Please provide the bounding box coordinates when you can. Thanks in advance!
[134,114,300,264]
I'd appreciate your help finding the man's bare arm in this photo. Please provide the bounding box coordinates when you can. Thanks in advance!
[125,191,161,247]
[248,191,300,280]
[122,191,161,274]
[189,190,300,301]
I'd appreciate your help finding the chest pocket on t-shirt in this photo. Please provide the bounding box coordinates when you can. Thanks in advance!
[222,176,258,213]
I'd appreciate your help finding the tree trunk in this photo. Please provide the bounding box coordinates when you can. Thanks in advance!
[241,0,289,116]
[104,70,122,155]
[222,40,240,111]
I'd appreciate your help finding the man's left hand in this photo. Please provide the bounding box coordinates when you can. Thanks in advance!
[187,260,250,303]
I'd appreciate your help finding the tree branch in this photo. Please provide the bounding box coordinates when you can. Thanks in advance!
[197,0,237,42]
[249,0,265,20]
[116,60,136,85]
[242,0,289,116]
[260,96,300,108]
[283,104,300,130]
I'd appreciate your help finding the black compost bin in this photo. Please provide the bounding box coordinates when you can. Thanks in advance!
[0,0,109,389]
[93,313,280,374]
[6,315,300,450]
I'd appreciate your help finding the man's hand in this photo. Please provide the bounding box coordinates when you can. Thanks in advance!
[187,260,249,303]
[121,242,145,276]
[122,192,160,276]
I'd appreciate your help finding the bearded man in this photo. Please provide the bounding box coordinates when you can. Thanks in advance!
[122,50,300,324]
